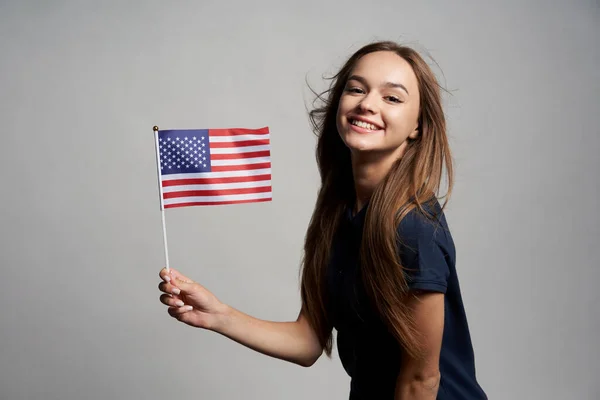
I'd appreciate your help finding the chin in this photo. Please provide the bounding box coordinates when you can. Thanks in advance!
[341,130,381,152]
[345,139,380,153]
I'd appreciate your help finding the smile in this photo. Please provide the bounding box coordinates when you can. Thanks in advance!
[349,119,382,131]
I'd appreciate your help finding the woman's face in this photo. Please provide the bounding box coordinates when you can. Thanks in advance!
[336,51,421,156]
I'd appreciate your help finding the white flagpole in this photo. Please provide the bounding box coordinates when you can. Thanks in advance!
[153,126,170,271]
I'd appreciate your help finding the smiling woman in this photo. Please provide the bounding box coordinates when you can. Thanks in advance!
[158,40,487,400]
[337,51,420,158]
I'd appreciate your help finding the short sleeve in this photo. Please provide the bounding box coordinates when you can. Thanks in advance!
[396,208,453,293]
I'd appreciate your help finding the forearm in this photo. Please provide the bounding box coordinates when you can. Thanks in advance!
[213,305,323,367]
[394,372,440,400]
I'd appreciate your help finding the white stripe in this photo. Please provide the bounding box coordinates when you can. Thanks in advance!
[161,168,271,180]
[164,191,272,205]
[163,180,272,192]
[209,134,270,142]
[211,156,270,166]
[210,145,270,154]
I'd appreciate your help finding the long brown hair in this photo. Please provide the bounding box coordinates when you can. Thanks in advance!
[300,41,453,360]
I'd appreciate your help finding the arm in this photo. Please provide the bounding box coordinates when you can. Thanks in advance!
[159,268,324,367]
[214,307,324,367]
[394,291,444,400]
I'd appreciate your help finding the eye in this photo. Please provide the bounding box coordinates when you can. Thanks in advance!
[385,96,403,104]
[345,86,365,94]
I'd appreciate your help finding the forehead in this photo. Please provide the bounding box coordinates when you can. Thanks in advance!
[350,51,418,93]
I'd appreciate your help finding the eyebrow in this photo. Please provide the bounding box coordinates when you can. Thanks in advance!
[347,74,409,95]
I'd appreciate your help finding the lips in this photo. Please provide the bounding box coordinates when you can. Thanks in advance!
[348,117,383,131]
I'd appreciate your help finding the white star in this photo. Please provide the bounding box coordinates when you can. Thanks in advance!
[177,164,181,168]
[202,150,206,154]
[203,164,207,167]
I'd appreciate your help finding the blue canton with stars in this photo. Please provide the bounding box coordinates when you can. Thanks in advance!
[157,129,211,175]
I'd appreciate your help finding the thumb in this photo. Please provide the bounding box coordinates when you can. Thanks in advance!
[166,267,192,281]
[172,276,197,293]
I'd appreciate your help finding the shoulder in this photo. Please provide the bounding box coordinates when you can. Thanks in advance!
[396,199,454,251]
[395,199,455,292]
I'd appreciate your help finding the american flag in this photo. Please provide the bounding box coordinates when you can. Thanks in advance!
[154,127,272,209]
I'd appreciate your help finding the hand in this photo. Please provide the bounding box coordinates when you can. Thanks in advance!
[158,268,227,330]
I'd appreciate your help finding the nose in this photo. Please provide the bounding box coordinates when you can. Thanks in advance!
[356,93,377,114]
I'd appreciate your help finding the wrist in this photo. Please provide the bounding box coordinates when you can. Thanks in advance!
[211,302,232,333]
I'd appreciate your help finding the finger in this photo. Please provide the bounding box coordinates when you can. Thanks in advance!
[169,269,194,284]
[158,281,170,293]
[158,281,183,296]
[159,268,171,283]
[171,276,197,294]
[167,305,193,318]
[160,294,185,308]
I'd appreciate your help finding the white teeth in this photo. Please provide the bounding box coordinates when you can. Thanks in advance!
[351,119,378,130]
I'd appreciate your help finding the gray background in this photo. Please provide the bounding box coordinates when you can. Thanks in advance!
[1,1,598,399]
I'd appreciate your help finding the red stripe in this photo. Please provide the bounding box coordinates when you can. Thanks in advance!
[211,162,271,172]
[162,174,271,187]
[211,150,270,160]
[164,197,272,208]
[163,186,272,199]
[209,139,270,148]
[209,127,269,136]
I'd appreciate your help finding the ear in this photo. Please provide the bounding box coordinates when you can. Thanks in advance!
[408,125,420,139]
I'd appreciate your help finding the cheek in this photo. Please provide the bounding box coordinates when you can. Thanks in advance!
[336,101,344,119]
[335,105,343,131]
[384,108,415,133]
[336,99,350,129]
[337,95,356,115]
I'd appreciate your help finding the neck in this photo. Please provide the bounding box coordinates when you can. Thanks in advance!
[351,149,402,214]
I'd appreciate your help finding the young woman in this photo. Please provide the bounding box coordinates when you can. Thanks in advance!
[158,41,487,399]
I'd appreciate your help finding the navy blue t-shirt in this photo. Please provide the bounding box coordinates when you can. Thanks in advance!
[326,200,487,399]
